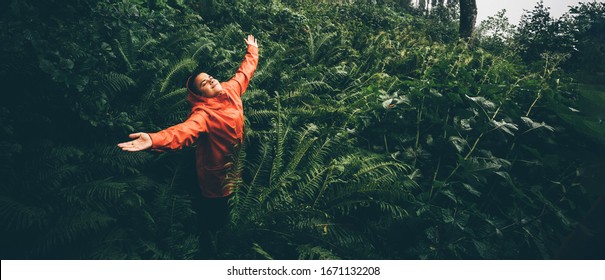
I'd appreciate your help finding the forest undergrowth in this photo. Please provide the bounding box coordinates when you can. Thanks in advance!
[1,0,604,259]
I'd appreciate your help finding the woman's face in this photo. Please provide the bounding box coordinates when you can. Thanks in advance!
[194,72,223,97]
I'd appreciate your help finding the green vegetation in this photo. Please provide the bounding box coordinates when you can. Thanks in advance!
[1,0,603,259]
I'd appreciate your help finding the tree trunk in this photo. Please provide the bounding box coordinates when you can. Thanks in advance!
[459,0,477,38]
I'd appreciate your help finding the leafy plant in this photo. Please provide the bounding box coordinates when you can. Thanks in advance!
[1,0,601,260]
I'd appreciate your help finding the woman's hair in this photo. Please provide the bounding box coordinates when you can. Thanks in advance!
[186,71,204,96]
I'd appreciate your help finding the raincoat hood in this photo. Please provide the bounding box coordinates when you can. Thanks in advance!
[185,77,243,141]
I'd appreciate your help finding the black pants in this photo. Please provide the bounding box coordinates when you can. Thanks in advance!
[192,193,232,259]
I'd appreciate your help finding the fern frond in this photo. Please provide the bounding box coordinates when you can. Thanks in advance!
[242,88,270,101]
[63,179,129,207]
[46,146,84,162]
[232,140,272,225]
[137,38,158,54]
[308,30,337,63]
[353,161,409,181]
[190,39,216,60]
[230,186,262,225]
[160,58,197,93]
[374,200,410,220]
[36,211,115,256]
[163,99,189,117]
[306,136,334,167]
[246,109,278,123]
[224,142,247,198]
[297,244,341,260]
[300,80,334,92]
[311,165,339,208]
[252,243,274,260]
[155,88,188,105]
[294,165,329,203]
[120,29,134,60]
[0,196,47,231]
[34,164,81,189]
[138,240,172,260]
[91,145,152,175]
[269,95,288,187]
[247,141,273,189]
[274,124,319,188]
[102,72,135,94]
[162,31,196,52]
[330,199,409,221]
[250,55,276,83]
[323,223,370,253]
[90,234,131,259]
[283,106,317,118]
[113,38,132,71]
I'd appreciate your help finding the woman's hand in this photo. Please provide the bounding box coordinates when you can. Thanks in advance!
[117,132,152,152]
[245,34,258,48]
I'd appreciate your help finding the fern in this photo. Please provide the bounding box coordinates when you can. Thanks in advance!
[269,94,288,188]
[251,243,274,260]
[138,38,158,54]
[159,58,197,94]
[138,240,172,260]
[246,109,279,123]
[155,88,188,105]
[0,196,47,231]
[224,142,247,198]
[246,141,273,190]
[297,244,341,260]
[190,38,216,60]
[102,72,135,93]
[306,28,337,64]
[113,37,133,71]
[227,105,415,258]
[62,179,130,209]
[2,0,595,260]
[274,124,319,188]
[300,79,334,93]
[35,211,116,256]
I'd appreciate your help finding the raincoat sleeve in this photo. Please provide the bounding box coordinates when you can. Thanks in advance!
[224,44,259,97]
[148,111,208,150]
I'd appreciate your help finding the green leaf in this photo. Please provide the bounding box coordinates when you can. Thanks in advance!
[462,183,482,197]
[521,117,555,132]
[466,94,496,111]
[490,119,518,136]
[440,189,459,204]
[252,243,274,260]
[473,239,496,259]
[39,58,56,75]
[495,171,534,204]
[449,136,467,153]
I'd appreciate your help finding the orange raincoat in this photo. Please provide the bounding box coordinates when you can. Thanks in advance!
[148,45,258,197]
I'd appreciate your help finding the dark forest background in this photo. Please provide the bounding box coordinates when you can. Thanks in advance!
[1,0,604,259]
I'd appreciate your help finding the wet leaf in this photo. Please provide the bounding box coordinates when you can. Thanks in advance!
[521,117,555,132]
[490,119,518,136]
[466,94,496,111]
[449,136,467,153]
[462,183,482,197]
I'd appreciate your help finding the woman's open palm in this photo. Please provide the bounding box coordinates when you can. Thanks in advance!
[117,132,152,152]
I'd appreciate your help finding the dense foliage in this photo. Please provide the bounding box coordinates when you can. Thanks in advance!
[1,0,603,259]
